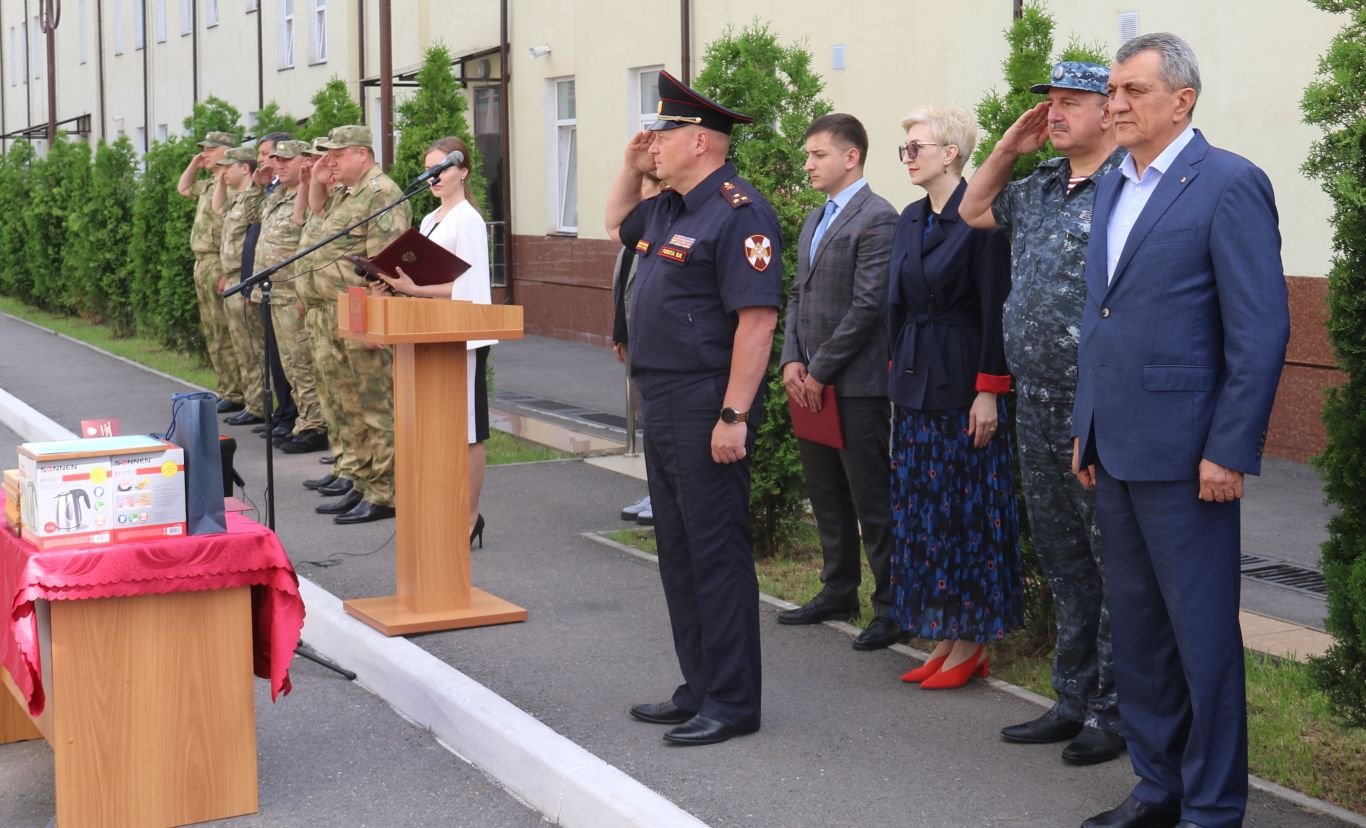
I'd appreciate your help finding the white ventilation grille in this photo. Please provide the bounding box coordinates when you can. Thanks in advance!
[1119,11,1140,44]
[832,44,846,71]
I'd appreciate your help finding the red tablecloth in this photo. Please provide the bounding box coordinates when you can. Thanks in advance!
[0,495,305,716]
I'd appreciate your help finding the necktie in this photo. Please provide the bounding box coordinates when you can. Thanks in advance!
[809,200,837,261]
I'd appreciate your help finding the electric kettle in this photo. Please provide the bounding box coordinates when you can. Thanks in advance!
[54,489,91,531]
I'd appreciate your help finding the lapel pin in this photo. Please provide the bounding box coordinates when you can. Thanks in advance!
[1179,176,1187,184]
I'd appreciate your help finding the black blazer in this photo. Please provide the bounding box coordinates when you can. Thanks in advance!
[887,179,1011,411]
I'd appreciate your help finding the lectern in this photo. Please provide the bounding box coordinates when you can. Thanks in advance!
[337,292,527,636]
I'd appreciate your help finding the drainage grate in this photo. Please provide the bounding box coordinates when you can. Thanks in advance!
[1240,554,1327,597]
[493,391,628,437]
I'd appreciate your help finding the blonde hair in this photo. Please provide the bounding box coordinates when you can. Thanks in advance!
[900,104,978,174]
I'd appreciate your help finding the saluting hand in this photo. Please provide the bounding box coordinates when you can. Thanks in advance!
[997,102,1051,157]
[712,420,748,464]
[624,131,656,175]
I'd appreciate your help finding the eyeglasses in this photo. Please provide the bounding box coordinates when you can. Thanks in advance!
[898,141,943,162]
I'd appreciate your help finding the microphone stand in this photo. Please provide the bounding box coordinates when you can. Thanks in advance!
[222,178,430,683]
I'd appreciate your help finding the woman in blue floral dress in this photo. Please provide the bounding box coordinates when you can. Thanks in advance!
[885,104,1023,689]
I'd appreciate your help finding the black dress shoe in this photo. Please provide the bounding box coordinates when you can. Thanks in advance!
[225,410,266,426]
[271,423,293,439]
[251,423,271,434]
[316,489,363,514]
[281,429,328,454]
[334,500,395,524]
[1081,795,1180,828]
[318,478,354,497]
[663,715,757,746]
[216,399,245,414]
[1001,710,1084,744]
[303,473,338,491]
[853,616,904,650]
[1062,727,1126,766]
[320,454,335,465]
[629,700,696,725]
[776,594,859,625]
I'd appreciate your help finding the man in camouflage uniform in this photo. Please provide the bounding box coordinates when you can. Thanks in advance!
[252,139,328,454]
[310,125,409,524]
[961,62,1128,766]
[177,131,245,414]
[246,132,300,442]
[214,146,268,426]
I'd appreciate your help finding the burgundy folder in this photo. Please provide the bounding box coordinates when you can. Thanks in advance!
[788,384,844,450]
[347,228,470,287]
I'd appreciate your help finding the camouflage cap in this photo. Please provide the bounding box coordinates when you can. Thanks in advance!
[215,146,257,164]
[304,139,328,157]
[317,125,373,150]
[1029,61,1110,96]
[270,139,312,159]
[197,131,236,148]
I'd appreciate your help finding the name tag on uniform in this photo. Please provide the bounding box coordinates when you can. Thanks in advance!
[657,245,689,264]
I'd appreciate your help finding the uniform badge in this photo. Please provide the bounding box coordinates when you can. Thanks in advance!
[635,239,651,254]
[658,245,688,264]
[744,235,772,272]
[668,234,696,250]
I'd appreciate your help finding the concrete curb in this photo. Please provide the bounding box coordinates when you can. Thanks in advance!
[0,388,76,442]
[296,578,708,828]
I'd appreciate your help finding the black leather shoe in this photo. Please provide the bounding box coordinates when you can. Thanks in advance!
[662,715,756,746]
[334,500,395,524]
[225,410,266,426]
[853,616,904,650]
[303,473,338,491]
[776,594,859,625]
[1001,711,1084,744]
[316,490,363,515]
[318,478,354,497]
[1081,795,1180,828]
[320,454,335,464]
[629,701,696,725]
[251,423,271,434]
[271,423,293,439]
[216,399,245,414]
[1062,727,1126,766]
[281,429,328,454]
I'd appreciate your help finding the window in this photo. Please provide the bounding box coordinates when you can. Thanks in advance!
[113,0,124,54]
[32,17,42,79]
[78,0,89,63]
[633,66,661,133]
[136,127,147,158]
[554,79,577,232]
[180,0,192,35]
[155,0,167,42]
[8,27,17,86]
[206,0,219,27]
[310,0,326,63]
[279,0,294,68]
[134,1,146,49]
[246,0,258,10]
[156,123,169,144]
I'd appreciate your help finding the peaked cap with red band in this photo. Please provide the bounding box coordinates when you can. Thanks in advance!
[649,70,755,135]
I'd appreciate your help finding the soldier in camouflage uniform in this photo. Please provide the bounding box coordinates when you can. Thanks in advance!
[310,125,409,524]
[253,139,328,454]
[214,146,268,425]
[961,62,1128,766]
[176,131,245,413]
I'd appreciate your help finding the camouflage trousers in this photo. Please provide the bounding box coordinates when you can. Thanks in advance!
[192,255,244,405]
[271,289,326,435]
[305,304,357,485]
[1015,383,1119,735]
[221,271,267,417]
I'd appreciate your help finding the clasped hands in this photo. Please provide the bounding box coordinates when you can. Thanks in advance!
[782,362,824,412]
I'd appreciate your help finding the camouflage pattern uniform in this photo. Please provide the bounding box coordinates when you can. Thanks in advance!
[310,126,410,506]
[218,149,267,418]
[189,135,244,406]
[992,146,1128,736]
[255,141,326,438]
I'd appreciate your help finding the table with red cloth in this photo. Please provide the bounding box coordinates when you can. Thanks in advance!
[0,494,305,717]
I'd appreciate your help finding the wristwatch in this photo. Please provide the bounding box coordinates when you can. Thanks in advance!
[720,407,748,424]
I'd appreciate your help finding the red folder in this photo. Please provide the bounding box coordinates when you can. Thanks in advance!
[788,384,844,450]
[347,228,471,287]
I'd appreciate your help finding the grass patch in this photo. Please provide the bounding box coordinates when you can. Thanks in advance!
[599,527,1366,814]
[485,430,572,465]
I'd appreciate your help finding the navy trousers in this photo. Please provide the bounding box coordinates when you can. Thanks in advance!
[641,373,762,730]
[1094,463,1247,828]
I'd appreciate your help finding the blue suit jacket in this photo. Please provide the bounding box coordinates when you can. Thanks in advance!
[1072,130,1289,481]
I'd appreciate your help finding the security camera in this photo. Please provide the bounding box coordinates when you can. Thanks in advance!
[528,45,552,59]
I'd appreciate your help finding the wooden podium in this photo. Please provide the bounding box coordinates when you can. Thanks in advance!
[337,292,527,636]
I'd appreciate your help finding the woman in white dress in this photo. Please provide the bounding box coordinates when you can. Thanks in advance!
[376,137,494,547]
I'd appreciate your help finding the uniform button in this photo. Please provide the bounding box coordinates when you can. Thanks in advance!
[1100,307,1111,318]
[905,368,915,375]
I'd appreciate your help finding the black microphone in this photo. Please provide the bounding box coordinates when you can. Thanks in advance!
[409,150,465,188]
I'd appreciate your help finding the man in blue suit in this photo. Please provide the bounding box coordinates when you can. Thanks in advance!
[1071,33,1289,828]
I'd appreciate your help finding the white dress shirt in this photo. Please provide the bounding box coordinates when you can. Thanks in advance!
[1106,125,1196,284]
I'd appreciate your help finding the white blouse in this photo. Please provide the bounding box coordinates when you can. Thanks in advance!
[420,200,496,349]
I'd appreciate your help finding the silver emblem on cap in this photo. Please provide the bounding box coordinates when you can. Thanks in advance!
[1053,65,1065,80]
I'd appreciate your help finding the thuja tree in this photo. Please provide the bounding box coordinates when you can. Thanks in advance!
[250,101,300,141]
[694,21,831,554]
[65,137,138,332]
[0,141,36,300]
[1302,0,1366,726]
[393,43,487,216]
[303,77,364,140]
[24,137,91,314]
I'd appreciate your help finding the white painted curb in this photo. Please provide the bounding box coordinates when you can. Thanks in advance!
[296,578,708,828]
[0,388,76,442]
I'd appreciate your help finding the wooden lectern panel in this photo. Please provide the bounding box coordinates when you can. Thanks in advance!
[337,293,524,344]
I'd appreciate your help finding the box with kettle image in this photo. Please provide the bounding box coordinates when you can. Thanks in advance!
[17,435,186,551]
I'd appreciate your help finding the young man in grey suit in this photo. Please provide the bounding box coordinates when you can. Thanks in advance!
[777,113,901,650]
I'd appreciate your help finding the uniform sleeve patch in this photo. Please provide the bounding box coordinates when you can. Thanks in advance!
[635,239,652,254]
[744,235,772,272]
[721,181,751,209]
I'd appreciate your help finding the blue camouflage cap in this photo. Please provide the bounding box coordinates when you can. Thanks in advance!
[1029,61,1110,96]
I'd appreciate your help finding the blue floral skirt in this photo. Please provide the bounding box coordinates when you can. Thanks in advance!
[889,399,1024,642]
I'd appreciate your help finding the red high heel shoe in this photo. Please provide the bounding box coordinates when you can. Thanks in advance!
[919,645,989,690]
[900,654,947,683]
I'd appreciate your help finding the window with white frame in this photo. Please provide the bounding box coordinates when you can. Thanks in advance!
[206,0,219,27]
[8,27,17,86]
[279,0,294,68]
[155,0,167,42]
[554,78,577,232]
[78,0,89,63]
[310,0,326,63]
[32,17,43,79]
[157,123,169,143]
[634,66,662,132]
[133,0,145,49]
[113,0,124,53]
[180,0,192,35]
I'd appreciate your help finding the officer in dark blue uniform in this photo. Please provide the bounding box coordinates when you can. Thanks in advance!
[606,70,783,746]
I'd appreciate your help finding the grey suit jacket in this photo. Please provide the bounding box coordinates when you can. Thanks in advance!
[779,184,898,398]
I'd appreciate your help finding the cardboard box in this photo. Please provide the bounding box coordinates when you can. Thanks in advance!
[17,436,187,551]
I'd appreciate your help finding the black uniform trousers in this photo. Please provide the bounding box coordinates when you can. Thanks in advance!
[641,372,762,731]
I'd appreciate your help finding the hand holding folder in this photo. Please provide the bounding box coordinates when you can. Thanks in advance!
[788,384,844,450]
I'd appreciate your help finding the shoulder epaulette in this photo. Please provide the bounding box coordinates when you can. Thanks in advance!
[720,180,751,209]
